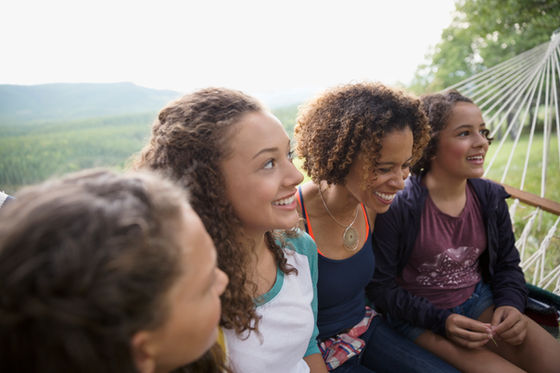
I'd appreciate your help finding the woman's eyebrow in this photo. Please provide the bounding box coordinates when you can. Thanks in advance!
[377,156,413,166]
[252,147,278,159]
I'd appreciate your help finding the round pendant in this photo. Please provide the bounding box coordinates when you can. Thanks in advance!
[342,226,359,251]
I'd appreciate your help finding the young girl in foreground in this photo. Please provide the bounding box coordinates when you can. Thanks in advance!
[0,169,228,373]
[294,82,458,372]
[369,90,560,373]
[136,88,327,373]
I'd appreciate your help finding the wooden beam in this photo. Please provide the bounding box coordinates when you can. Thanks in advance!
[497,182,560,216]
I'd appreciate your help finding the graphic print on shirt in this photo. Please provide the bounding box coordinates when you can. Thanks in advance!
[416,246,481,288]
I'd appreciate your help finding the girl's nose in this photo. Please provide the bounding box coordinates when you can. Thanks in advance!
[286,161,304,186]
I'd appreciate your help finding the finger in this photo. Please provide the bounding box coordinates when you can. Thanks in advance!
[449,333,490,349]
[501,330,526,345]
[446,313,492,348]
[458,329,492,344]
[452,316,492,333]
[498,317,527,345]
[449,325,492,343]
[491,308,504,327]
[493,313,521,335]
[499,329,526,345]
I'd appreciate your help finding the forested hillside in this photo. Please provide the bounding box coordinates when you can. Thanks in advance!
[0,113,155,193]
[0,84,299,194]
[0,82,180,122]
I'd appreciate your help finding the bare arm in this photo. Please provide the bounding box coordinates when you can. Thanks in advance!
[304,353,328,373]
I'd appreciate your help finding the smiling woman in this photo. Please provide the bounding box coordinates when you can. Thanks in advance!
[293,81,458,372]
[221,111,303,237]
[135,87,328,373]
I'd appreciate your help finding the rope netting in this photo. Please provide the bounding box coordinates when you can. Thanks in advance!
[445,29,560,295]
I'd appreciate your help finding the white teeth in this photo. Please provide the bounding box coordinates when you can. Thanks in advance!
[467,155,484,161]
[375,192,395,201]
[272,196,295,206]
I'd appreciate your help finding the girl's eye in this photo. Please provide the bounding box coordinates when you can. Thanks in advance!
[287,150,295,162]
[263,159,276,169]
[377,167,391,174]
[458,131,470,137]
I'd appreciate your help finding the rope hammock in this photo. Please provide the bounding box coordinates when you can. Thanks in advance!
[445,28,560,295]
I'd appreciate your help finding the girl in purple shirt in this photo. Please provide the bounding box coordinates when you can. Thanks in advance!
[370,90,560,373]
[294,82,458,373]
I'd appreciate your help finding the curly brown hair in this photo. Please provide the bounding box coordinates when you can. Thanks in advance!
[0,169,189,373]
[413,90,493,175]
[134,87,295,336]
[294,82,430,186]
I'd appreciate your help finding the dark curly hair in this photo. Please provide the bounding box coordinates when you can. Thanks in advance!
[294,82,430,186]
[413,90,493,175]
[0,169,190,373]
[135,87,295,336]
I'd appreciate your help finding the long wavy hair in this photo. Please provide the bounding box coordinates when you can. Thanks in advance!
[135,87,295,335]
[0,169,190,373]
[295,82,430,187]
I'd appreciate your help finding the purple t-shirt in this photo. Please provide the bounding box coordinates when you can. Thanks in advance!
[397,184,486,309]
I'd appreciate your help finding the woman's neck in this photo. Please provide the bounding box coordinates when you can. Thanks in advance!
[301,181,371,258]
[425,166,467,197]
[319,181,361,217]
[424,169,468,216]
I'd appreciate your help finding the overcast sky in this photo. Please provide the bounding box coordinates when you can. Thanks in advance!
[1,0,456,105]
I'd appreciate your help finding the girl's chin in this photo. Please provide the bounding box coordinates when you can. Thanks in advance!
[470,169,485,178]
[272,215,299,231]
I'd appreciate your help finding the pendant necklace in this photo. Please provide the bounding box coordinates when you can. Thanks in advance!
[318,187,360,251]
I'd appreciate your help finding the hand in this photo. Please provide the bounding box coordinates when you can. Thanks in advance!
[445,313,492,349]
[491,305,527,345]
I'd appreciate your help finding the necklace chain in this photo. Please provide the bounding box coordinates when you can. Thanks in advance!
[318,187,359,228]
[318,187,360,251]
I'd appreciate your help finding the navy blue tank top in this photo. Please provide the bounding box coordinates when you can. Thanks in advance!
[298,187,375,339]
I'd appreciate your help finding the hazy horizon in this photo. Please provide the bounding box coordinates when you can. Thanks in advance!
[1,0,456,106]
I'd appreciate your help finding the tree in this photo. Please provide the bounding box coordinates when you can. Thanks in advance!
[409,0,560,94]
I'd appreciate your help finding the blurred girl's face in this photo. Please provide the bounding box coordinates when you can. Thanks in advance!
[431,102,489,180]
[221,111,304,237]
[135,205,228,373]
[344,128,413,214]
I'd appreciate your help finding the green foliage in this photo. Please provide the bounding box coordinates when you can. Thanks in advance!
[273,104,300,139]
[0,113,155,193]
[484,133,559,291]
[0,106,300,194]
[410,0,560,94]
[485,132,559,201]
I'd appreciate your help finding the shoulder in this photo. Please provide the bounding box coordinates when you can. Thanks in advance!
[299,181,317,197]
[400,175,425,201]
[469,178,509,203]
[279,229,317,257]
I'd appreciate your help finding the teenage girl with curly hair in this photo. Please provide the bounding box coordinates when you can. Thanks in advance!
[136,87,327,373]
[369,90,560,372]
[0,169,228,373]
[294,82,458,372]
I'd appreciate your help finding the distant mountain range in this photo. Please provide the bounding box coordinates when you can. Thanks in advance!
[0,82,182,123]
